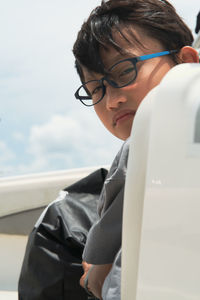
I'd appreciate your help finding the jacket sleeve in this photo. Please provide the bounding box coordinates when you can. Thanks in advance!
[83,139,129,264]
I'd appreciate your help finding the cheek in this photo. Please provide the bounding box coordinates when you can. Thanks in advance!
[94,105,108,127]
[125,80,150,105]
[137,60,174,91]
[94,105,103,120]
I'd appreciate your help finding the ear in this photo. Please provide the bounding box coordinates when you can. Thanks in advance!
[178,46,199,63]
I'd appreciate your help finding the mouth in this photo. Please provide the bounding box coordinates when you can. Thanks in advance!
[113,110,136,127]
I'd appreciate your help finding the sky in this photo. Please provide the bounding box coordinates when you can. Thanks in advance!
[0,0,199,177]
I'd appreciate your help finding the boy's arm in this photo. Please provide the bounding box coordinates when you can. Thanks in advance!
[80,261,112,299]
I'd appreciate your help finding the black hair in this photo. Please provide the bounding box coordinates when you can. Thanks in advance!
[73,0,194,82]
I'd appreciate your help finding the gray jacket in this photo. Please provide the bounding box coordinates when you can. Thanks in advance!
[83,138,129,265]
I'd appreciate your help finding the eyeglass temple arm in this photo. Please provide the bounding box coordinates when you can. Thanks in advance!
[138,50,178,62]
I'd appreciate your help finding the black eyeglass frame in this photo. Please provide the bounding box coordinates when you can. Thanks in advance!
[75,49,178,107]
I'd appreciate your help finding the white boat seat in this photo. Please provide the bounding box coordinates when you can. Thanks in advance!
[122,63,200,300]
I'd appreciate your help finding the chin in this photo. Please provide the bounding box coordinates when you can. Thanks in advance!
[116,131,131,141]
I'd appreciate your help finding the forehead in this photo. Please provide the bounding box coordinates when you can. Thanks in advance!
[101,26,163,67]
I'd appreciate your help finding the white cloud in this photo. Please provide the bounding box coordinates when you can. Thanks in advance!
[0,140,16,177]
[0,141,15,163]
[13,132,25,142]
[0,113,121,177]
[26,113,122,172]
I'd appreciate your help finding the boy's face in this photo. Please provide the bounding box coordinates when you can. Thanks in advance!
[82,27,176,140]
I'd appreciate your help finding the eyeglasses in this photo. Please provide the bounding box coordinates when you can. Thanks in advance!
[75,49,178,107]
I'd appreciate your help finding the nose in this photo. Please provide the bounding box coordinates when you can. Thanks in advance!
[104,83,127,110]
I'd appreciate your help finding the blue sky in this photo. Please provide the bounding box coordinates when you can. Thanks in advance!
[0,0,199,177]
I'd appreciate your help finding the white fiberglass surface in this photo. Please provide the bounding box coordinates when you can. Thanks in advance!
[137,64,200,299]
[122,64,200,300]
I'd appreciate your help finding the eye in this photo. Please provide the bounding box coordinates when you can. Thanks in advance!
[119,66,135,77]
[91,85,102,96]
[85,80,103,97]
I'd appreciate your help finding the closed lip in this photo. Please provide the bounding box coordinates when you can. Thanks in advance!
[113,109,135,126]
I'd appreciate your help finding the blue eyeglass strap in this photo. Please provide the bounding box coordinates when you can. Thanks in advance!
[138,49,178,61]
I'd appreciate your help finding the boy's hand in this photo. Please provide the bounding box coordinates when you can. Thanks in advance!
[80,261,93,289]
[80,261,112,300]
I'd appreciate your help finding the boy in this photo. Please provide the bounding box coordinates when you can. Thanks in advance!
[73,0,199,299]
